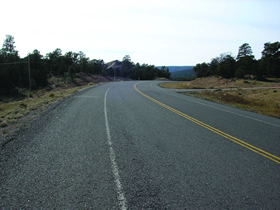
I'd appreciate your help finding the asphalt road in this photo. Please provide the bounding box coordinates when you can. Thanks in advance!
[1,81,280,209]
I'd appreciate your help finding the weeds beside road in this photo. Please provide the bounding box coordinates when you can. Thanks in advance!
[0,82,98,142]
[160,77,280,118]
[0,72,130,140]
[183,88,280,118]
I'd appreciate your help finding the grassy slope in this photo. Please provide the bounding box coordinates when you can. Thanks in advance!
[160,77,280,118]
[0,73,128,138]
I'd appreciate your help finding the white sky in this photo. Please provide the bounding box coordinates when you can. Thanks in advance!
[1,0,279,66]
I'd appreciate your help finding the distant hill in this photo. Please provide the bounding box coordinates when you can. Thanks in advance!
[156,66,194,73]
[156,66,195,79]
[170,69,195,79]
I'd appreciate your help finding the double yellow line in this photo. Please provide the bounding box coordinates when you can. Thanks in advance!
[134,83,280,164]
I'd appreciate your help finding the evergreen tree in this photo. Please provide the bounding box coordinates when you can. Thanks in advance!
[237,43,253,60]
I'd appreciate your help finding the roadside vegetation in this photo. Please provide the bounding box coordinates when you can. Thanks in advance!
[185,87,280,118]
[0,76,101,135]
[1,35,279,135]
[160,77,280,89]
[192,42,280,80]
[160,41,280,118]
[171,76,196,81]
[0,34,171,137]
[0,35,171,94]
[1,87,80,129]
[160,77,280,118]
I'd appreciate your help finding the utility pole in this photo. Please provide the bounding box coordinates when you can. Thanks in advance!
[28,55,31,91]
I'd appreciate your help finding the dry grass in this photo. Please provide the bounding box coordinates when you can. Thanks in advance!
[160,77,280,89]
[184,88,280,118]
[0,73,132,137]
[159,77,280,118]
[0,83,97,132]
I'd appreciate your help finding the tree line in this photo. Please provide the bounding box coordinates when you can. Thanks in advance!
[0,35,171,92]
[193,42,280,80]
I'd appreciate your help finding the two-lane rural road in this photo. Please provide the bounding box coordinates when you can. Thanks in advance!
[1,81,279,209]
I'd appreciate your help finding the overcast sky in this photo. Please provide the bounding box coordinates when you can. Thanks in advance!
[1,0,279,66]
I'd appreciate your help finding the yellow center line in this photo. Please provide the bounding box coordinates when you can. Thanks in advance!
[134,82,280,164]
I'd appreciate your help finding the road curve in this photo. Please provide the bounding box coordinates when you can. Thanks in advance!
[1,81,280,209]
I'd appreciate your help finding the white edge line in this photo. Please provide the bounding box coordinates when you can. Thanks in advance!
[104,84,128,210]
[160,88,280,127]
